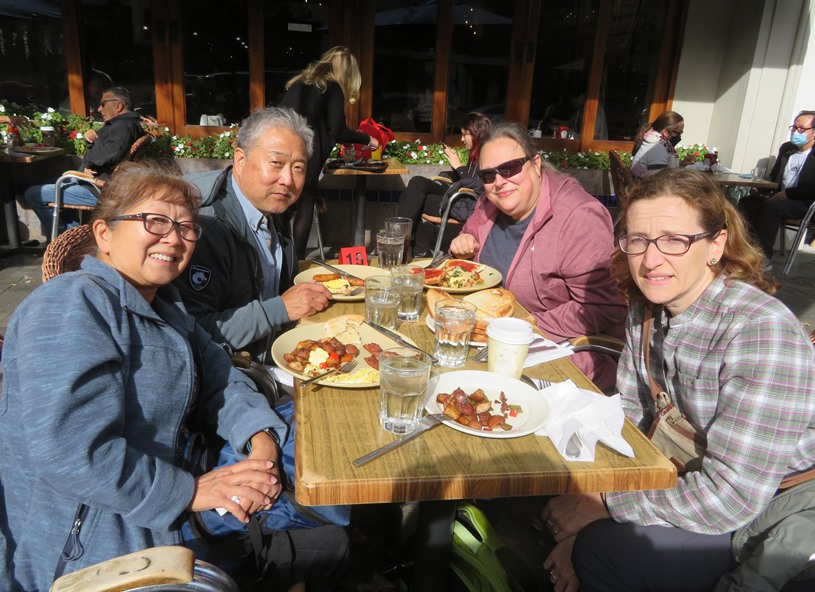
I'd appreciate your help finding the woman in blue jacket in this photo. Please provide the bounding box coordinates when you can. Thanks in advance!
[0,163,346,591]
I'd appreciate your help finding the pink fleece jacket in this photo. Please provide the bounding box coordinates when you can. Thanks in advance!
[462,168,627,391]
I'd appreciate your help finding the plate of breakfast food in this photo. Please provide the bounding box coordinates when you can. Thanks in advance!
[425,371,548,438]
[293,264,382,301]
[271,314,416,388]
[424,287,516,346]
[420,259,502,293]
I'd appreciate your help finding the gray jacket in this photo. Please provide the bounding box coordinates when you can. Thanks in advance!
[172,167,297,362]
[0,257,285,591]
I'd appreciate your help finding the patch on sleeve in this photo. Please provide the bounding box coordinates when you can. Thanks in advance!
[189,265,212,291]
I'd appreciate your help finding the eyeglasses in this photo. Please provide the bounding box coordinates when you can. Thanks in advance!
[477,156,531,184]
[617,231,718,255]
[99,99,120,107]
[109,213,203,242]
[789,125,814,133]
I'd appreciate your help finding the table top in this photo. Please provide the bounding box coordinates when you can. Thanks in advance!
[0,147,66,164]
[322,157,408,176]
[712,172,777,190]
[292,277,676,506]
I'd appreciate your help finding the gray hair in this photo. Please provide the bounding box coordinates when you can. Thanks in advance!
[477,122,553,171]
[103,86,132,111]
[237,106,314,159]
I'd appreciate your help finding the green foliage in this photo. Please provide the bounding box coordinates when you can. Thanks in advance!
[540,150,618,170]
[676,143,711,163]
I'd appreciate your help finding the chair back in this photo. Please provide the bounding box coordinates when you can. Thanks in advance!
[127,134,153,162]
[42,224,96,282]
[608,150,634,209]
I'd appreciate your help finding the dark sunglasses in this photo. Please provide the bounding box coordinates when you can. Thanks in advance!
[477,156,531,184]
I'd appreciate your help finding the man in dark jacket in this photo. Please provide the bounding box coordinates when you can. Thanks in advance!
[173,107,331,362]
[24,86,144,238]
[757,110,815,261]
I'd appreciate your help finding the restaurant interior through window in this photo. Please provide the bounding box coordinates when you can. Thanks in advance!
[4,0,684,152]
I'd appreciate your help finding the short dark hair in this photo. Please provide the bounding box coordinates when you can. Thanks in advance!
[102,87,132,111]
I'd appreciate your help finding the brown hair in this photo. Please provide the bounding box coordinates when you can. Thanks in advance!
[632,110,684,155]
[92,161,201,224]
[611,169,779,305]
[459,111,492,162]
[285,46,361,104]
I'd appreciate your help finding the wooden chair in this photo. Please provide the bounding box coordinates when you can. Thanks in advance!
[781,201,815,275]
[608,150,634,227]
[48,134,153,241]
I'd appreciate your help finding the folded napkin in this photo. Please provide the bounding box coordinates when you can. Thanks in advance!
[534,379,634,461]
[523,336,573,367]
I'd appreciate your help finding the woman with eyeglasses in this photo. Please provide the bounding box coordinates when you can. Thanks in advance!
[630,110,685,178]
[450,122,626,392]
[0,162,324,590]
[540,170,815,592]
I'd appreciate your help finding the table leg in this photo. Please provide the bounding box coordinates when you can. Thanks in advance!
[0,163,21,249]
[353,175,367,246]
[409,500,456,592]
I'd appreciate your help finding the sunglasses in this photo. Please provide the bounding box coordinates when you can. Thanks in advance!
[477,156,531,184]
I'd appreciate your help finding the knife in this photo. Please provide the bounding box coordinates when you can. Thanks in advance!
[312,260,363,281]
[352,414,447,467]
[364,321,438,363]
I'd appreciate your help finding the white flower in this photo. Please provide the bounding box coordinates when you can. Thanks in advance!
[410,151,417,158]
[594,151,600,156]
[0,105,5,113]
[165,127,170,132]
[172,135,178,140]
[47,107,54,113]
[224,152,230,157]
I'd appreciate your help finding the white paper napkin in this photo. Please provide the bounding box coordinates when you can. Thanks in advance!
[523,336,573,367]
[534,379,634,461]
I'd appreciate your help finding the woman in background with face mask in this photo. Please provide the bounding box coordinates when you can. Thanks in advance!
[630,110,685,178]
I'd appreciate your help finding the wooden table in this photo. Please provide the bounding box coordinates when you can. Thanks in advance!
[0,148,66,252]
[321,157,408,246]
[712,172,777,191]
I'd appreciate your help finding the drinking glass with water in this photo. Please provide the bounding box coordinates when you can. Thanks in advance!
[391,265,425,322]
[434,301,477,367]
[379,347,432,434]
[384,216,413,264]
[365,275,399,330]
[377,230,404,270]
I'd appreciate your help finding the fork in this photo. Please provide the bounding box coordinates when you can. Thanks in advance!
[471,346,489,362]
[348,286,365,296]
[301,359,358,386]
[428,252,453,268]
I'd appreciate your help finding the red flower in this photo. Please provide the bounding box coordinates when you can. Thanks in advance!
[418,145,425,151]
[561,161,568,168]
[70,130,80,139]
[694,151,700,157]
[186,141,193,146]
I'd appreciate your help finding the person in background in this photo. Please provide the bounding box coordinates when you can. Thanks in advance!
[280,46,379,258]
[630,110,685,178]
[396,111,492,256]
[173,107,331,363]
[24,86,144,238]
[450,123,626,392]
[0,162,348,591]
[541,169,815,592]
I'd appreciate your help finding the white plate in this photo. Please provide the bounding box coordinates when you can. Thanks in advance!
[271,322,416,388]
[293,264,384,301]
[421,262,503,294]
[424,313,486,347]
[425,371,548,438]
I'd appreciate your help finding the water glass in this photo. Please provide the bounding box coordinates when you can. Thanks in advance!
[391,265,425,322]
[379,347,432,434]
[751,167,766,181]
[342,145,356,164]
[365,275,399,330]
[384,216,413,264]
[433,301,477,367]
[377,230,404,270]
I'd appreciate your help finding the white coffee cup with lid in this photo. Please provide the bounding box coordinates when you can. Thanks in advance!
[486,318,535,379]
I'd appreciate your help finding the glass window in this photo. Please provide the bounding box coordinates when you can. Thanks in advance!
[0,5,65,112]
[80,0,156,119]
[372,1,440,133]
[182,0,248,126]
[530,0,600,139]
[264,1,331,107]
[599,0,669,141]
[446,0,513,133]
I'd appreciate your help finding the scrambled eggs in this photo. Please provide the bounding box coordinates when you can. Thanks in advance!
[322,278,352,295]
[322,368,379,384]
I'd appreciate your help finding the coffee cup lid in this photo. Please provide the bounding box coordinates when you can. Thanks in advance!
[486,318,534,344]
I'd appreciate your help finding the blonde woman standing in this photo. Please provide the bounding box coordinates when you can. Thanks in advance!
[281,46,379,258]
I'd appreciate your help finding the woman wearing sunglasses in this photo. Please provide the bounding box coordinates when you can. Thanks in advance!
[0,162,347,591]
[541,170,815,592]
[630,110,685,178]
[450,122,626,391]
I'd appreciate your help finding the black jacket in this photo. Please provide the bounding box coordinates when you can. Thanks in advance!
[770,141,815,204]
[81,111,144,179]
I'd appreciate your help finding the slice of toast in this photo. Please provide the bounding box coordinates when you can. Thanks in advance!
[425,288,458,318]
[463,288,516,331]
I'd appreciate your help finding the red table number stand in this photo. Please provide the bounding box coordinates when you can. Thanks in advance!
[339,246,368,266]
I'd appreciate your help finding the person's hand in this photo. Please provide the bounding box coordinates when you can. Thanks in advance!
[767,190,787,201]
[83,168,97,176]
[189,459,279,523]
[244,430,283,513]
[450,233,479,259]
[543,536,580,592]
[84,129,98,143]
[541,493,609,542]
[368,135,379,150]
[281,282,331,321]
[443,145,463,169]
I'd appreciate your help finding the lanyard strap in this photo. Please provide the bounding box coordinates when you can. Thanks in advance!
[641,307,665,403]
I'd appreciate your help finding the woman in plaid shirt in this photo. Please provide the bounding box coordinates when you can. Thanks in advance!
[540,170,815,591]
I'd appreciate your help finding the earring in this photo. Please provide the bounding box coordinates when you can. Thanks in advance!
[709,258,718,266]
